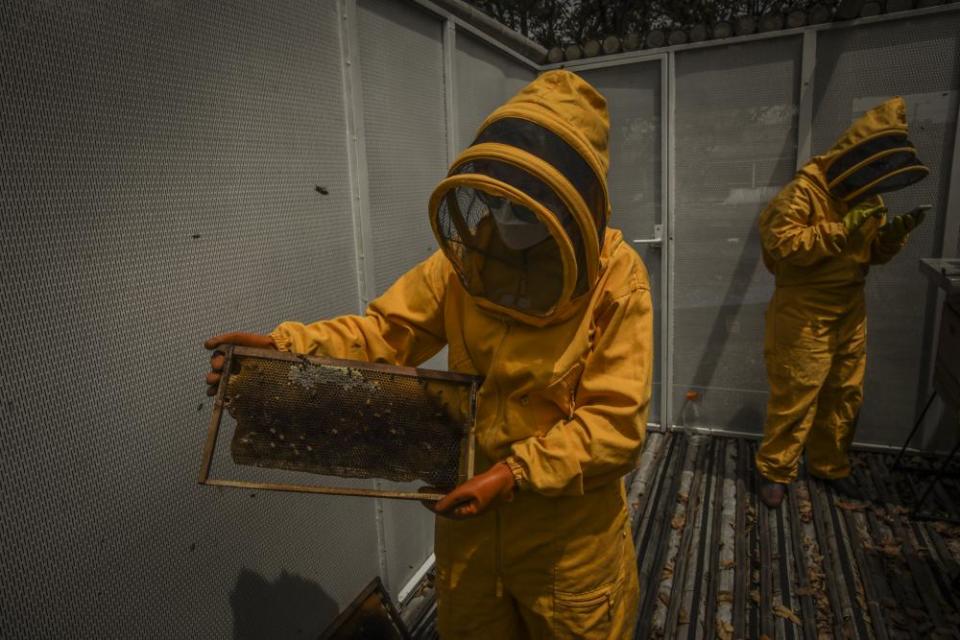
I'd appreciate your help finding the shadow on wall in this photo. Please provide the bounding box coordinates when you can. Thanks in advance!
[231,568,339,640]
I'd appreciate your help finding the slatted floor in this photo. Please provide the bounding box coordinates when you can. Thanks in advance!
[402,432,960,639]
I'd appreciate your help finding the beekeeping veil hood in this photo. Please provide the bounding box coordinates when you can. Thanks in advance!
[429,70,610,326]
[801,96,929,205]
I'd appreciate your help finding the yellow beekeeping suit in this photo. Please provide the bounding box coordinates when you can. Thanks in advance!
[271,70,653,638]
[756,97,927,484]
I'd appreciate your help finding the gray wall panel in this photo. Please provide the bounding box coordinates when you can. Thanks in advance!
[455,30,535,151]
[579,62,663,423]
[1,2,123,635]
[812,14,960,447]
[673,38,802,432]
[358,0,448,296]
[357,0,449,601]
[2,1,381,637]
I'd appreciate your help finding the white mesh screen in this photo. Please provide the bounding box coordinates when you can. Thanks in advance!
[673,38,803,432]
[359,0,448,296]
[812,13,960,447]
[1,2,379,636]
[455,30,536,151]
[357,0,450,602]
[579,61,663,423]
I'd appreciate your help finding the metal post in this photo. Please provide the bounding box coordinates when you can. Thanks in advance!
[339,0,377,310]
[940,37,960,261]
[337,0,389,586]
[663,51,676,431]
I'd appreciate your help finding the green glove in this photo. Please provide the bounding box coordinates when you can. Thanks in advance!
[879,205,930,243]
[843,201,886,234]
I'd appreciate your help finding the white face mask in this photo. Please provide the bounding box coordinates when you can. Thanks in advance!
[485,195,552,250]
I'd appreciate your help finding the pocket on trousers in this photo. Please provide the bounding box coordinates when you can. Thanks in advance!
[553,582,619,639]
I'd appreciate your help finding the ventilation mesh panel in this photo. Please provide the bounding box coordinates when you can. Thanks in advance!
[579,61,663,423]
[813,13,960,447]
[354,0,452,600]
[358,0,448,296]
[1,1,380,636]
[455,30,536,152]
[673,38,803,431]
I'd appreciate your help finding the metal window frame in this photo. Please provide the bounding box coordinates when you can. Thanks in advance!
[662,52,675,433]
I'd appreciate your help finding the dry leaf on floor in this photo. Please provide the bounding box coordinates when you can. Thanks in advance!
[715,619,734,640]
[677,492,689,504]
[679,609,689,624]
[671,514,686,530]
[794,586,816,597]
[721,559,735,570]
[658,592,670,607]
[750,589,760,604]
[717,591,733,603]
[773,603,801,625]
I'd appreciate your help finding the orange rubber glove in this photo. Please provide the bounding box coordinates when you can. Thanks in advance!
[428,462,517,519]
[203,332,276,396]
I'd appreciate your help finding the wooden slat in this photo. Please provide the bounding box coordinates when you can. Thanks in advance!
[868,455,948,631]
[806,476,850,638]
[698,439,727,639]
[786,481,819,640]
[733,439,750,639]
[636,434,688,639]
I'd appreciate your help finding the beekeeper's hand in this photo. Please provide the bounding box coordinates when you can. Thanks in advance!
[879,205,929,244]
[203,332,276,396]
[428,462,517,520]
[842,201,886,234]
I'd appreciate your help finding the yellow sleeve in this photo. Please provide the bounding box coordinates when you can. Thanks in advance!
[269,251,450,367]
[759,179,847,267]
[508,284,654,497]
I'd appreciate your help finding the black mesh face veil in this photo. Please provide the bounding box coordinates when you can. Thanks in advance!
[434,159,589,316]
[826,132,928,203]
[474,117,607,246]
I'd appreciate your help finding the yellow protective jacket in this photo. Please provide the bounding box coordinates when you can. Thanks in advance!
[270,227,652,496]
[760,97,926,292]
[271,69,650,638]
[755,97,927,485]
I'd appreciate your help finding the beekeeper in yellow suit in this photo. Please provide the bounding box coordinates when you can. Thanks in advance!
[755,97,929,508]
[205,70,652,638]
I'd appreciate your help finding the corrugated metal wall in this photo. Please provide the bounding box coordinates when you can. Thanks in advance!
[0,0,534,636]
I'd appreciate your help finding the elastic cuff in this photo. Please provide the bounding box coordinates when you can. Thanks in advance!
[504,456,527,491]
[269,328,292,352]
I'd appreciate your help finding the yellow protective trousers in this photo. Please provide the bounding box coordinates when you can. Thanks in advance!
[755,287,867,484]
[435,474,639,639]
